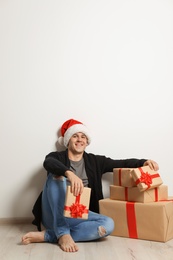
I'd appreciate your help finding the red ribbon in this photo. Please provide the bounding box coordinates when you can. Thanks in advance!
[126,202,138,238]
[64,194,88,218]
[159,199,173,202]
[154,188,158,201]
[126,200,173,239]
[135,167,160,189]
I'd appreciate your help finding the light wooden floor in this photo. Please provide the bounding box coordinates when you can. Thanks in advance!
[1,223,173,260]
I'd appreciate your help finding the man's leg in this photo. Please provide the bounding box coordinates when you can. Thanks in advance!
[22,173,79,252]
[22,174,114,252]
[66,210,114,242]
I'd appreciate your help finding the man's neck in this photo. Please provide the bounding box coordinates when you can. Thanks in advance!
[68,150,84,161]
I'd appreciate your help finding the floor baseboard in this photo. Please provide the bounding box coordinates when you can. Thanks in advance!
[0,217,33,224]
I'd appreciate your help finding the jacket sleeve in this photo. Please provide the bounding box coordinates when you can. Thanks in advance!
[43,152,70,176]
[100,156,147,173]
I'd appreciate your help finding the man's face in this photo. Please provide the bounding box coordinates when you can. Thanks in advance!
[68,132,88,154]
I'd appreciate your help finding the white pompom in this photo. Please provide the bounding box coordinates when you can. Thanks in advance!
[58,136,64,146]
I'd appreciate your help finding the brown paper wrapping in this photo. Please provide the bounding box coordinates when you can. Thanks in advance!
[113,168,136,187]
[99,198,173,242]
[110,185,168,203]
[131,166,163,192]
[64,186,91,219]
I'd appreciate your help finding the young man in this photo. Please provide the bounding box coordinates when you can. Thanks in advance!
[22,119,159,252]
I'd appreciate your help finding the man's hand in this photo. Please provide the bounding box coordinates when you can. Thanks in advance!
[143,160,159,171]
[65,170,84,196]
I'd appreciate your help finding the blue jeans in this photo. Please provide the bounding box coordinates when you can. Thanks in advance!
[41,173,114,243]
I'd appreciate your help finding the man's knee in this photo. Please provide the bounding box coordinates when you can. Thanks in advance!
[53,176,64,181]
[98,217,114,237]
[98,226,107,237]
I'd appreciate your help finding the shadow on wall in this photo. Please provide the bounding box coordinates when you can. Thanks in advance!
[11,167,47,219]
[54,140,66,152]
[11,137,65,219]
[55,127,66,152]
[102,172,113,198]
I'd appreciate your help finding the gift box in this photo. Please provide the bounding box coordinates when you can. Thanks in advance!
[113,168,136,187]
[110,184,168,203]
[64,186,91,219]
[131,166,163,192]
[99,198,173,242]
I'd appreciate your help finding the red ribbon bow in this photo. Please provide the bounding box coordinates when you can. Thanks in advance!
[64,194,88,218]
[135,167,160,189]
[138,171,152,186]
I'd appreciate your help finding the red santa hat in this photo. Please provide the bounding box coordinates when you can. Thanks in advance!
[58,119,91,147]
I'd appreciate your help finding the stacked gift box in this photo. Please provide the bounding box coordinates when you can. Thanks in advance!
[99,165,173,242]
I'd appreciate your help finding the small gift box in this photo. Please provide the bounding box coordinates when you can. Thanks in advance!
[99,198,173,242]
[110,184,168,203]
[113,168,136,187]
[131,165,163,192]
[64,186,91,219]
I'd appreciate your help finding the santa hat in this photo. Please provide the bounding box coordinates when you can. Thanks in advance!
[58,119,91,147]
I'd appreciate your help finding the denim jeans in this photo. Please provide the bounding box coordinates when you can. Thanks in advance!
[42,173,114,243]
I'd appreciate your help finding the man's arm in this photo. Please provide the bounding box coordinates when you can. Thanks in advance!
[43,155,69,176]
[43,152,84,195]
[100,156,159,173]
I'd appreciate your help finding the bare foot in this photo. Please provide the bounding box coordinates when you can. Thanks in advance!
[22,231,45,245]
[58,234,78,252]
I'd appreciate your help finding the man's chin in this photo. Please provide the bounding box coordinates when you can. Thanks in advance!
[74,148,85,154]
[75,149,84,154]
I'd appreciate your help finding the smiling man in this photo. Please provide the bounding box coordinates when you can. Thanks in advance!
[22,119,159,252]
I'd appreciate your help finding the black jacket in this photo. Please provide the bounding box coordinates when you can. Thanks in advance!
[32,149,146,230]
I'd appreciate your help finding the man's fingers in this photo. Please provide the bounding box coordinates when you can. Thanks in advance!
[144,160,159,171]
[74,183,83,196]
[71,181,83,196]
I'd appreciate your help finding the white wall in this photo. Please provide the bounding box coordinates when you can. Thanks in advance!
[0,0,173,219]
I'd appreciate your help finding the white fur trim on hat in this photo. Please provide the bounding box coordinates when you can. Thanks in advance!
[58,136,64,146]
[63,123,91,147]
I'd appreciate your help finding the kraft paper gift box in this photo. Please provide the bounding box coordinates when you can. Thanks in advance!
[113,168,136,187]
[99,198,173,242]
[64,186,91,219]
[131,165,163,192]
[110,184,168,203]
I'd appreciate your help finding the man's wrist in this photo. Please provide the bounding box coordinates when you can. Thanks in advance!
[65,170,74,178]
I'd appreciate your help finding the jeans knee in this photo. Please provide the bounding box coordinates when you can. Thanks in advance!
[52,175,65,181]
[98,226,106,237]
[98,217,114,237]
[105,217,114,235]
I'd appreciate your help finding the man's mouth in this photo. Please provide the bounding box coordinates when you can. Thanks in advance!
[75,143,83,147]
